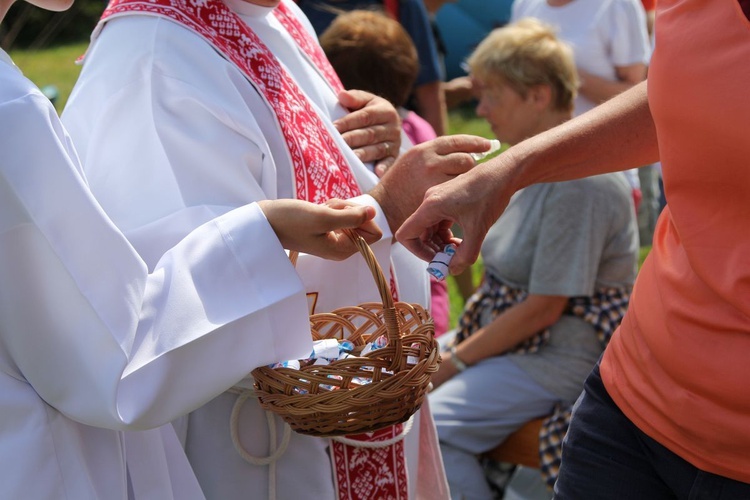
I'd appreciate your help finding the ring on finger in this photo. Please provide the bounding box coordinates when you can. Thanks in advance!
[384,142,391,156]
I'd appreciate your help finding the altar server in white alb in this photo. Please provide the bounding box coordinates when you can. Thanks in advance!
[0,0,402,498]
[62,0,491,497]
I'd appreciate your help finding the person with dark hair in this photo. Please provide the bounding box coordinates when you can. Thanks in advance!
[319,9,418,118]
[298,0,448,136]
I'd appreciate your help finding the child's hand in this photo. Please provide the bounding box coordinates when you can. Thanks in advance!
[258,198,382,260]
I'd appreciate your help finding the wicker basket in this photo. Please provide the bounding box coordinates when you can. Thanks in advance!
[252,230,440,437]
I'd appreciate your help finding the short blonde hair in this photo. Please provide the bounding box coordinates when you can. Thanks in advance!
[466,18,579,112]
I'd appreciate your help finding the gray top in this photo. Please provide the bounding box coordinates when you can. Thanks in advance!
[481,173,639,401]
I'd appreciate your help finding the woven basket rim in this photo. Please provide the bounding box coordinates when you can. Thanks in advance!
[251,230,440,436]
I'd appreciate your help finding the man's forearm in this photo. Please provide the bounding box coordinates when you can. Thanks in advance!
[508,81,659,189]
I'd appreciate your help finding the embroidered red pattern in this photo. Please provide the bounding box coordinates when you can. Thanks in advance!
[99,0,360,204]
[273,3,344,95]
[332,425,409,500]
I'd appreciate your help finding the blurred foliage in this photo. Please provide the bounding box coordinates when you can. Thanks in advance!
[1,0,104,50]
[639,245,651,267]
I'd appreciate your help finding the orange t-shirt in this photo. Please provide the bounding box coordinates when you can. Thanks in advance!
[601,0,750,483]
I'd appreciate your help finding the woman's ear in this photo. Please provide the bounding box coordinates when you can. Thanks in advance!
[528,84,553,110]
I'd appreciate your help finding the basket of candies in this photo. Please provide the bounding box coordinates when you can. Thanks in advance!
[251,230,440,437]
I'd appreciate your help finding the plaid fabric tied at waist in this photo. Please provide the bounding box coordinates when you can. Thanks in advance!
[454,272,631,488]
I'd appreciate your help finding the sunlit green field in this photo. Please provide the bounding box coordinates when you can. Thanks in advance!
[9,42,87,111]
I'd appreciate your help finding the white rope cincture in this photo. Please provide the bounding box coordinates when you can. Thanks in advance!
[330,414,415,448]
[228,387,291,500]
[228,385,415,500]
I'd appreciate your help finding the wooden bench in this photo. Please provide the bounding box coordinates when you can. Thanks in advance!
[483,417,544,469]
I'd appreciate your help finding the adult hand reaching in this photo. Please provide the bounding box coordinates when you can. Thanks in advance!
[369,134,493,237]
[395,150,522,276]
[258,198,381,261]
[334,89,402,177]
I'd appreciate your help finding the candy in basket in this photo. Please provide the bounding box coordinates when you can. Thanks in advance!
[251,230,441,437]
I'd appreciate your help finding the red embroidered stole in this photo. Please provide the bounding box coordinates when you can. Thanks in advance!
[93,0,408,497]
[332,426,409,499]
[99,0,359,203]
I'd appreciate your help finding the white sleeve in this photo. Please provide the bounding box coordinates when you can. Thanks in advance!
[1,93,312,430]
[63,17,283,268]
[608,0,652,67]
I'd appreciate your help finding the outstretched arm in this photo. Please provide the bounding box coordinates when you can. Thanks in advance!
[396,81,658,273]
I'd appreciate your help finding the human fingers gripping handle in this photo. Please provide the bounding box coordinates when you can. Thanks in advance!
[322,199,381,245]
[259,199,382,261]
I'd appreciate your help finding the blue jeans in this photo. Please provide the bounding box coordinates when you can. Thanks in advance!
[555,363,750,499]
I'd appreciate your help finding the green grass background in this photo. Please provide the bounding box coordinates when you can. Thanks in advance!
[10,43,650,329]
[10,42,87,111]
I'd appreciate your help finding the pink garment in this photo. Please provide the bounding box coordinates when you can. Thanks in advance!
[402,109,437,145]
[631,187,642,214]
[430,278,449,337]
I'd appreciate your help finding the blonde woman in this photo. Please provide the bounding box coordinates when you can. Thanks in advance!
[427,18,638,498]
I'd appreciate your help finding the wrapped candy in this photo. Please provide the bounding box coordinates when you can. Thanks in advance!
[407,342,421,365]
[427,243,457,281]
[310,338,341,360]
[270,359,301,370]
[470,139,502,163]
[270,339,358,370]
[360,335,388,356]
[320,374,344,392]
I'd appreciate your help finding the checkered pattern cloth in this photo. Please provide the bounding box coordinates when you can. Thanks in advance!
[454,272,631,488]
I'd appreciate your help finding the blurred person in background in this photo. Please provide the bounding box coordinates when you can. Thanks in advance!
[511,0,651,215]
[426,18,638,499]
[297,0,448,136]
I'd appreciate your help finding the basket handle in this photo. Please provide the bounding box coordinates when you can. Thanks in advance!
[288,229,402,370]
